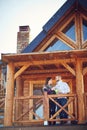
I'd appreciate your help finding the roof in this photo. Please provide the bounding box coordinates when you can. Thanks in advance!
[22,30,46,53]
[2,50,87,79]
[2,50,87,63]
[22,0,87,53]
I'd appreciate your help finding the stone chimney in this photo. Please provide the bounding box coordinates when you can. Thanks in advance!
[17,25,30,53]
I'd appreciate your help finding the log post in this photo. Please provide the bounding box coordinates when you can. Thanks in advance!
[76,59,85,123]
[4,62,14,126]
[43,92,49,121]
[16,76,23,121]
[16,76,23,97]
[29,81,33,120]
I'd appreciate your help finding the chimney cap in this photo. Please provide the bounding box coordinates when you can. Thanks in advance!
[19,25,30,31]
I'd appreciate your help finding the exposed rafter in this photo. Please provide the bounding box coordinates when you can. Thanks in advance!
[61,62,76,76]
[83,67,87,75]
[14,64,30,79]
[55,33,77,49]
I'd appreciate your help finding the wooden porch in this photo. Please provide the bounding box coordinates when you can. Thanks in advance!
[1,50,87,126]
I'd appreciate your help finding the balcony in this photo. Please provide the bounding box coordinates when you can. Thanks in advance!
[13,92,78,126]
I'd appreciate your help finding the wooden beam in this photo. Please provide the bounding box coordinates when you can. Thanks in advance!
[44,92,49,121]
[76,59,85,123]
[16,76,24,96]
[59,13,75,32]
[2,50,87,64]
[75,12,82,49]
[82,41,87,49]
[14,58,75,67]
[13,57,87,67]
[39,35,56,51]
[61,62,76,76]
[4,62,14,126]
[83,67,87,76]
[15,76,24,123]
[29,81,33,120]
[21,73,73,81]
[81,58,87,62]
[24,68,69,74]
[14,64,30,80]
[80,13,87,22]
[55,32,77,49]
[38,65,44,69]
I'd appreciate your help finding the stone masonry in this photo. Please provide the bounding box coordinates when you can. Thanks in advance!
[17,25,30,53]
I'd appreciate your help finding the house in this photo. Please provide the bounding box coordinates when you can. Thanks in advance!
[1,0,87,126]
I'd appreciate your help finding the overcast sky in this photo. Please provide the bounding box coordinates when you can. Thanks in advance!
[0,0,67,59]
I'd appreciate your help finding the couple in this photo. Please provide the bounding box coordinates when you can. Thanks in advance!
[43,75,70,125]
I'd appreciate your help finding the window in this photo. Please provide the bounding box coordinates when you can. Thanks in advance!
[62,20,76,41]
[45,38,72,52]
[83,19,87,41]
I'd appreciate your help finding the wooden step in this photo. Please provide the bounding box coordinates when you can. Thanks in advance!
[0,124,87,130]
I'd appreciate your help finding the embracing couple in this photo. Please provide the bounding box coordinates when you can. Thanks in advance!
[43,75,70,125]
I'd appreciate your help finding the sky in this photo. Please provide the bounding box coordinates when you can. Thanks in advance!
[0,0,67,59]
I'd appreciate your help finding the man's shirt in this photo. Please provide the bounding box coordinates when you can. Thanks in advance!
[54,80,70,94]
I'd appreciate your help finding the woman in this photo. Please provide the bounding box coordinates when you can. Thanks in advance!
[43,77,56,125]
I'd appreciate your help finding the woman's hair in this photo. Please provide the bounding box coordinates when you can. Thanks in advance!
[45,77,52,85]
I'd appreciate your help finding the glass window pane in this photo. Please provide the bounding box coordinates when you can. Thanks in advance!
[83,19,87,41]
[45,39,72,52]
[62,21,76,41]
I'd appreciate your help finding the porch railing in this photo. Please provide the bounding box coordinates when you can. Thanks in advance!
[13,92,78,125]
[84,93,87,121]
[0,87,5,126]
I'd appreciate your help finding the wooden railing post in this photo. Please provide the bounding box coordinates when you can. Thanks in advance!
[43,92,49,122]
[84,93,87,121]
[74,94,78,120]
[29,81,33,120]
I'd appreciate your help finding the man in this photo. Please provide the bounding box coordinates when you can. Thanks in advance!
[54,75,70,124]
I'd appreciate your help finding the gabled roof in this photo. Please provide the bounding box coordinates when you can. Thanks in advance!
[22,0,87,53]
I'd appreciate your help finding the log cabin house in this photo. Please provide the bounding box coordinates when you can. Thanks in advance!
[0,0,87,127]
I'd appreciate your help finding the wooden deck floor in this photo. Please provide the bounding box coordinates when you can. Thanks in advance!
[0,124,87,130]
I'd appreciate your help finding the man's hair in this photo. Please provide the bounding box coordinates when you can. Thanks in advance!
[57,75,62,78]
[56,75,62,79]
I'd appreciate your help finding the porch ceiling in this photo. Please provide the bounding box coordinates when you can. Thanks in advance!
[1,50,87,63]
[1,50,87,80]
